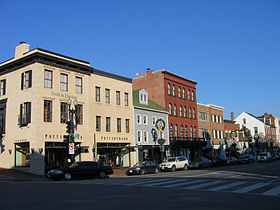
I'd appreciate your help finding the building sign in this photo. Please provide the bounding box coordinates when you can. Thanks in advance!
[100,136,129,141]
[51,92,77,100]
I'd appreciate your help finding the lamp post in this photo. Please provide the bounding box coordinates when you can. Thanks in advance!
[67,98,78,164]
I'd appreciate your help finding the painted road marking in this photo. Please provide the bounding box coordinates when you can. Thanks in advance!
[233,183,269,193]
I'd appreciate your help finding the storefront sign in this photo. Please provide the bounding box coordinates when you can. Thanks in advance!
[51,91,77,100]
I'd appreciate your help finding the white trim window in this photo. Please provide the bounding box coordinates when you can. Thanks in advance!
[152,116,156,125]
[143,131,148,142]
[143,115,148,125]
[137,114,141,124]
[137,130,142,142]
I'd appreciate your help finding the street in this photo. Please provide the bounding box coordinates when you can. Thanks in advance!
[1,161,280,210]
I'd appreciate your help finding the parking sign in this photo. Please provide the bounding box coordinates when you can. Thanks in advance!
[69,143,75,154]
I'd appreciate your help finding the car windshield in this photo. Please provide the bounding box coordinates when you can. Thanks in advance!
[167,158,176,162]
[69,162,79,168]
[134,162,146,167]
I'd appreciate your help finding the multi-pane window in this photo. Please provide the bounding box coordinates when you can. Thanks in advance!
[178,87,181,98]
[105,89,110,103]
[137,131,142,142]
[60,73,68,91]
[200,112,207,121]
[124,93,129,106]
[194,127,197,138]
[106,117,111,132]
[181,125,184,137]
[137,114,141,124]
[96,87,100,102]
[168,83,171,95]
[193,108,196,119]
[189,108,192,118]
[179,106,182,117]
[19,102,31,126]
[191,91,194,101]
[60,102,68,123]
[185,126,188,138]
[75,104,83,125]
[190,126,193,138]
[21,70,32,90]
[75,77,82,94]
[116,91,120,105]
[126,119,130,133]
[0,79,6,96]
[170,124,173,137]
[143,115,148,125]
[182,88,185,99]
[44,100,52,122]
[175,124,178,137]
[169,103,172,115]
[174,104,177,116]
[172,85,176,96]
[184,107,187,118]
[44,70,52,88]
[143,131,148,142]
[152,117,156,125]
[96,116,101,131]
[187,90,190,100]
[117,118,121,133]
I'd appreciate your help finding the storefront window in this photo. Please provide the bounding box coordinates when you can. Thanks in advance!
[15,142,30,167]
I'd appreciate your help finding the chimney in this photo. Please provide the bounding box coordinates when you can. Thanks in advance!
[231,112,234,121]
[146,68,154,77]
[15,42,30,58]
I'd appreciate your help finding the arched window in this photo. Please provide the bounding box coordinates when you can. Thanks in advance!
[193,108,196,119]
[179,106,182,117]
[182,88,185,99]
[172,85,176,96]
[185,126,188,138]
[194,126,197,138]
[175,124,178,137]
[174,104,177,116]
[190,126,193,138]
[168,83,171,95]
[168,103,172,115]
[184,106,187,118]
[189,108,192,118]
[188,90,191,100]
[170,124,173,137]
[192,90,195,101]
[178,87,181,98]
[181,125,184,137]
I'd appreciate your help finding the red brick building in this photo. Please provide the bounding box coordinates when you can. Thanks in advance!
[133,69,206,159]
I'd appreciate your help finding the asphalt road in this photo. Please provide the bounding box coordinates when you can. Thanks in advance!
[1,161,280,210]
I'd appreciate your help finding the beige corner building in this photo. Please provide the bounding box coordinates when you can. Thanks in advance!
[0,42,135,175]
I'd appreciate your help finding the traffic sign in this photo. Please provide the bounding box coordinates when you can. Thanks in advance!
[69,143,75,154]
[74,134,80,139]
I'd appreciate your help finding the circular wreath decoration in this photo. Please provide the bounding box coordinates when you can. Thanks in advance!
[155,118,166,131]
[230,130,237,139]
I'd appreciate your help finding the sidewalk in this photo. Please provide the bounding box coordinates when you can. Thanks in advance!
[0,167,127,181]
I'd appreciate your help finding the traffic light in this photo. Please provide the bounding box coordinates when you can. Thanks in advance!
[63,135,70,144]
[66,121,73,134]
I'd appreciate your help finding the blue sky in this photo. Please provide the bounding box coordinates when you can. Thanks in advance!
[0,0,279,119]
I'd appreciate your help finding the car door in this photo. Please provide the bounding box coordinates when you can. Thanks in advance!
[145,162,152,173]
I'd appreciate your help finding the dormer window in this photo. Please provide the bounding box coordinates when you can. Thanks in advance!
[139,89,148,105]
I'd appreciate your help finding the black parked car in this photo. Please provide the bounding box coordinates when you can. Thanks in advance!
[126,161,159,175]
[46,161,114,181]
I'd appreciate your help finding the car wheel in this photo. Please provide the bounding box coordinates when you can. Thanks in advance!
[171,165,176,172]
[183,164,188,171]
[64,172,72,181]
[155,168,159,174]
[99,171,106,179]
[140,170,145,175]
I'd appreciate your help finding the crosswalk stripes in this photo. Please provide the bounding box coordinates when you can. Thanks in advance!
[162,179,206,188]
[261,185,280,196]
[232,183,270,193]
[207,181,246,191]
[141,179,186,187]
[124,178,170,186]
[182,180,226,190]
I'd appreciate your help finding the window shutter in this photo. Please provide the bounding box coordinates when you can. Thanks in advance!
[21,73,24,90]
[29,71,32,88]
[26,102,31,123]
[3,79,6,95]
